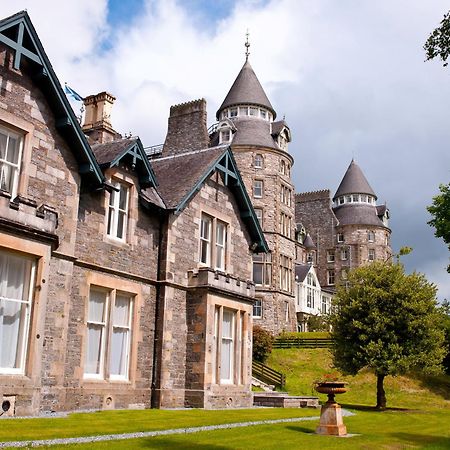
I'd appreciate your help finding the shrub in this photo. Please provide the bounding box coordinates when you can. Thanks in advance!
[252,326,274,363]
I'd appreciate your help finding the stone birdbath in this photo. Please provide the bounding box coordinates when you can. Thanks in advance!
[314,381,348,436]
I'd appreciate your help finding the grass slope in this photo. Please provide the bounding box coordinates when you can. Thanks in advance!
[266,348,450,410]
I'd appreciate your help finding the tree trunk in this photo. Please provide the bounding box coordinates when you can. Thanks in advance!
[376,373,387,410]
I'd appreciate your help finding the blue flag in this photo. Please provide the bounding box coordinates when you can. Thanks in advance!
[64,83,83,102]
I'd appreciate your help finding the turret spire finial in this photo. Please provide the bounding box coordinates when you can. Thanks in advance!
[245,29,250,61]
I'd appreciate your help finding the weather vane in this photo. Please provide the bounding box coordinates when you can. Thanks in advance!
[245,29,250,61]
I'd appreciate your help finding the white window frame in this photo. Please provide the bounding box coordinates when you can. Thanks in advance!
[327,250,335,262]
[200,214,228,271]
[253,299,262,318]
[107,180,129,241]
[254,180,263,198]
[368,231,375,242]
[368,249,375,261]
[200,214,212,266]
[84,287,133,381]
[327,270,335,286]
[337,233,344,243]
[254,208,263,227]
[254,154,263,169]
[0,250,35,375]
[0,124,23,198]
[341,248,348,261]
[220,309,235,384]
[215,220,227,271]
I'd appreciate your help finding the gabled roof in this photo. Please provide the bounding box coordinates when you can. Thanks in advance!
[295,264,313,283]
[216,60,275,120]
[91,137,157,187]
[333,160,376,201]
[151,145,268,253]
[303,234,316,249]
[271,120,290,138]
[0,11,104,186]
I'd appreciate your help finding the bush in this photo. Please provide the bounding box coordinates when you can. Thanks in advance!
[252,326,274,363]
[307,314,330,332]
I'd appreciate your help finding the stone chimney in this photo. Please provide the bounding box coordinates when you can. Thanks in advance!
[163,99,209,156]
[82,92,121,144]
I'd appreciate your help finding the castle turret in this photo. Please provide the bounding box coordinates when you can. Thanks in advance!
[212,42,296,333]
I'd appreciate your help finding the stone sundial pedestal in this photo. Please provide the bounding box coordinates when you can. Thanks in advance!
[315,381,348,436]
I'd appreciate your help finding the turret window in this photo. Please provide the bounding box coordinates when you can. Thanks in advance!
[221,106,271,121]
[249,107,258,116]
[254,180,263,198]
[368,231,375,242]
[230,108,238,117]
[254,154,263,168]
[368,249,375,261]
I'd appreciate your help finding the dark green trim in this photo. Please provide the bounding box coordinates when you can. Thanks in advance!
[175,147,268,253]
[107,138,157,187]
[0,11,104,186]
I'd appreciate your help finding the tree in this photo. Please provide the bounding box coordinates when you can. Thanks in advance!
[424,10,450,66]
[427,183,450,272]
[252,326,274,363]
[330,260,446,410]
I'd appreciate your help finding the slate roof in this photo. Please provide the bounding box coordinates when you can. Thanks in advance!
[376,204,387,217]
[333,204,386,227]
[303,234,316,249]
[140,187,166,209]
[217,60,276,119]
[333,160,377,200]
[295,264,312,282]
[271,120,289,137]
[150,146,229,209]
[91,138,135,166]
[231,118,280,150]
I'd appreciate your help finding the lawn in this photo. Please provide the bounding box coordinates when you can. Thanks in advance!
[1,348,449,449]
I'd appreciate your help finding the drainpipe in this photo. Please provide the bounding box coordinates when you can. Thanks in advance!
[151,210,169,408]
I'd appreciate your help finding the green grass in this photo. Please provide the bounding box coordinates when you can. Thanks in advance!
[43,409,450,449]
[0,408,317,443]
[1,348,449,448]
[267,348,450,410]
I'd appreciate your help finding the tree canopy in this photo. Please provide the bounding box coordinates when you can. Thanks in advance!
[424,10,450,66]
[427,183,450,272]
[330,260,445,409]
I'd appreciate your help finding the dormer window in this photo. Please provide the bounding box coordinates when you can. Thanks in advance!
[219,129,231,144]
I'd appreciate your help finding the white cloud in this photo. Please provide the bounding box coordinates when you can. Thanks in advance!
[2,0,450,297]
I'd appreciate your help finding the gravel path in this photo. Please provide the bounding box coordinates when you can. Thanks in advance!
[0,415,321,448]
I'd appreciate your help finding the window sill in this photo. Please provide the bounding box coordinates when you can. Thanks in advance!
[104,236,129,248]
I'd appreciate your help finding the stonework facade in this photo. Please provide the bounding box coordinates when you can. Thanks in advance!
[0,12,266,416]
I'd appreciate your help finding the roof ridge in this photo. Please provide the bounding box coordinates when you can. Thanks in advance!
[151,144,228,162]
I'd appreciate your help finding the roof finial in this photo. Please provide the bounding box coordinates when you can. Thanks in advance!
[245,29,250,61]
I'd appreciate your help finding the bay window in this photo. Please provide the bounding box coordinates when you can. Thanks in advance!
[0,250,35,374]
[85,287,133,380]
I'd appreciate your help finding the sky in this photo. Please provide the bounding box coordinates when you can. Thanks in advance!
[3,0,450,300]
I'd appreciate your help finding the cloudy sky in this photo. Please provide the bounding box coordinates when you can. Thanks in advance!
[3,0,450,300]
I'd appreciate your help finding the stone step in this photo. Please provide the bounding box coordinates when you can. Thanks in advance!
[253,392,319,408]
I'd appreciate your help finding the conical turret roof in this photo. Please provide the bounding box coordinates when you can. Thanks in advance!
[216,60,275,119]
[333,160,377,201]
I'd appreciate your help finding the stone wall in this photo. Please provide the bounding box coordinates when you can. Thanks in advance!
[233,146,297,333]
[163,99,210,156]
